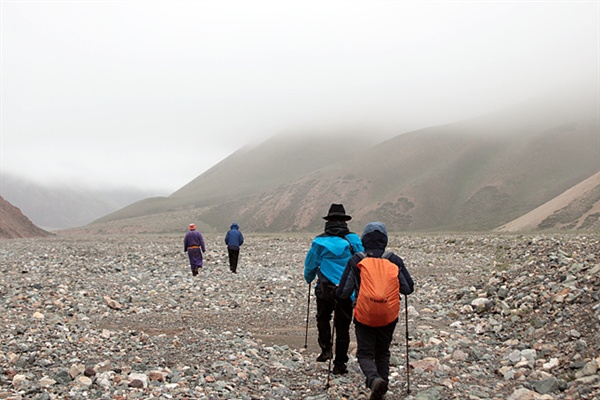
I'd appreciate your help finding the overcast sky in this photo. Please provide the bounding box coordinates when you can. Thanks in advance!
[2,1,598,193]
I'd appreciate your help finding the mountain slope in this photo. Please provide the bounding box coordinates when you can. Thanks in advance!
[186,89,599,232]
[93,131,379,223]
[86,87,599,234]
[497,171,600,232]
[0,196,50,239]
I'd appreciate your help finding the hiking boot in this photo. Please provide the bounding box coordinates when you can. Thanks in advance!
[316,349,332,362]
[369,377,388,400]
[332,363,348,375]
[192,267,198,276]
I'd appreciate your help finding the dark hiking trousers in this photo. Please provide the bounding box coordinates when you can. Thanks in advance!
[228,248,240,272]
[355,319,398,388]
[315,282,352,366]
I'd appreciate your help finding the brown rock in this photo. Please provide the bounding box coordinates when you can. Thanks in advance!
[129,379,144,388]
[148,371,164,382]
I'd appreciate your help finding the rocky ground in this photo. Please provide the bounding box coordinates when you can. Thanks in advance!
[0,232,598,400]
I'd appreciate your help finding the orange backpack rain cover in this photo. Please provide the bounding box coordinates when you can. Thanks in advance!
[354,253,400,327]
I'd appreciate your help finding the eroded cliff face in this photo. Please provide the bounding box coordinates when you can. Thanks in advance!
[0,196,50,239]
[498,172,600,232]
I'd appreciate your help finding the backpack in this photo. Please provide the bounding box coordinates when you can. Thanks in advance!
[354,252,400,327]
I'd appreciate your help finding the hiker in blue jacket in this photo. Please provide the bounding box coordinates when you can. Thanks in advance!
[225,223,244,273]
[304,203,364,375]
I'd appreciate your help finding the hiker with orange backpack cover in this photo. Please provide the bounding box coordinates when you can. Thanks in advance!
[337,222,414,400]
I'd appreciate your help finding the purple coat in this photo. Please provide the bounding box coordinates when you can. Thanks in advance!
[184,230,206,268]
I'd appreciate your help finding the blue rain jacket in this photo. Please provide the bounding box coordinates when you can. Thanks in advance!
[225,223,244,250]
[304,233,363,285]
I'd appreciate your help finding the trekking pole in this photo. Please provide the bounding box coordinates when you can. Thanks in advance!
[404,294,411,394]
[325,309,336,389]
[304,283,311,349]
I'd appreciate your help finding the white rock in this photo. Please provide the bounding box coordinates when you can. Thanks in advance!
[69,363,85,378]
[12,374,28,389]
[39,377,56,387]
[74,375,93,387]
[542,357,559,370]
[471,298,490,307]
[507,387,541,400]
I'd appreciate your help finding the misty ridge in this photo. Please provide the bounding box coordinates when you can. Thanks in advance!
[2,85,598,236]
[0,175,165,231]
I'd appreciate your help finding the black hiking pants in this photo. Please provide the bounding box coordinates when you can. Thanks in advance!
[315,281,352,366]
[228,248,240,272]
[355,319,398,388]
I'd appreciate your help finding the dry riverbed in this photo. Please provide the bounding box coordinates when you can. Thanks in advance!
[1,232,598,399]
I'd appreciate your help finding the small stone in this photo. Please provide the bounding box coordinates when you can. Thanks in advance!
[11,374,28,389]
[69,364,85,379]
[129,379,144,388]
[39,377,56,387]
[103,295,122,310]
[532,377,559,394]
[542,358,559,370]
[74,375,93,387]
[32,311,44,319]
[507,387,539,400]
[471,298,490,307]
[452,349,468,361]
[148,371,164,382]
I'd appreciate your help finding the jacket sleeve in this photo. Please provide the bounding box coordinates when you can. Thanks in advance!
[337,256,359,299]
[199,233,206,252]
[225,231,229,245]
[401,266,414,295]
[345,233,364,254]
[239,232,244,246]
[391,254,414,295]
[304,244,320,284]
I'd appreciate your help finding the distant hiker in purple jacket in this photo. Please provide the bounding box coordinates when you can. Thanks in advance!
[225,223,244,273]
[184,223,206,276]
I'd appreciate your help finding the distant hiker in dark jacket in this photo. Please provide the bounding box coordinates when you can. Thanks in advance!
[184,223,206,276]
[225,223,244,273]
[304,204,364,375]
[337,222,414,400]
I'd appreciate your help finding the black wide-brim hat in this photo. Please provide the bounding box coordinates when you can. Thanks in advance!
[323,203,352,221]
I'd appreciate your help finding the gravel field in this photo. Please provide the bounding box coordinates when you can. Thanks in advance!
[0,232,598,399]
